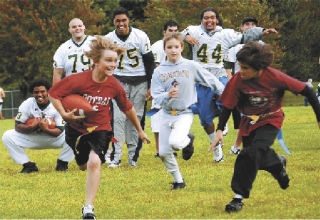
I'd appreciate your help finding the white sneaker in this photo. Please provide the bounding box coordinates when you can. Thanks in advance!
[229,145,241,155]
[222,124,228,136]
[128,159,138,167]
[105,156,112,164]
[82,204,96,219]
[213,142,224,163]
[108,161,121,168]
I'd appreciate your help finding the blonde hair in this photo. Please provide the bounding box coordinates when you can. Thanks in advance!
[85,35,125,62]
[163,32,184,49]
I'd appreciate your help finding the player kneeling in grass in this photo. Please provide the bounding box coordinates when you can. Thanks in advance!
[49,36,150,219]
[209,41,320,213]
[151,33,224,190]
[2,78,74,173]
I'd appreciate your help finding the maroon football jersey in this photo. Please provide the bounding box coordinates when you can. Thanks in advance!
[49,70,132,133]
[220,67,306,136]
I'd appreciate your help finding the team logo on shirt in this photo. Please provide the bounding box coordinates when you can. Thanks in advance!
[248,94,268,107]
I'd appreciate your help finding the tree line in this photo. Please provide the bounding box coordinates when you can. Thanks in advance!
[0,0,319,97]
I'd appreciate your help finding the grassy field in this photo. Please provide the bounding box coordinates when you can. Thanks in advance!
[0,106,319,219]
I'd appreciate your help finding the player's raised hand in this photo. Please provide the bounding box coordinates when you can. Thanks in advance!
[208,129,224,151]
[185,35,200,46]
[262,28,278,35]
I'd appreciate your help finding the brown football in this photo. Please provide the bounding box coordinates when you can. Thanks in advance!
[61,94,93,116]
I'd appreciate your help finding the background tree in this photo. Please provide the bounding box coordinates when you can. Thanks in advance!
[268,0,320,80]
[0,0,105,97]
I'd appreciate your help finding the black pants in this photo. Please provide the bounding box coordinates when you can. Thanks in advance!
[231,124,283,198]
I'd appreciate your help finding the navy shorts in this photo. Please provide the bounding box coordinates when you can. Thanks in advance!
[190,76,228,127]
[65,125,112,166]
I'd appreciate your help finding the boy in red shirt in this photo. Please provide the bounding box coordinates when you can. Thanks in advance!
[49,36,150,219]
[209,41,320,213]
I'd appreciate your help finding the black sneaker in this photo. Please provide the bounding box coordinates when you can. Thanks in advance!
[82,205,96,219]
[173,152,178,157]
[171,180,186,190]
[275,155,290,189]
[55,159,69,171]
[154,153,160,158]
[182,133,194,160]
[20,162,39,173]
[225,198,244,213]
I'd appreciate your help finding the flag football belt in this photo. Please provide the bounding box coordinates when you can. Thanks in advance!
[243,109,281,125]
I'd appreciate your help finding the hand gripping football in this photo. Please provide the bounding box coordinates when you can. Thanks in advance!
[61,94,93,116]
[45,118,56,129]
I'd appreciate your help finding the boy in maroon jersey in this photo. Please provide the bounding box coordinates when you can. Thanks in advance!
[49,36,150,219]
[209,41,320,213]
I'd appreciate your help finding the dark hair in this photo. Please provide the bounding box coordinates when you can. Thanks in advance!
[242,17,258,25]
[29,78,51,93]
[200,7,223,26]
[163,20,179,31]
[236,41,273,70]
[113,7,129,20]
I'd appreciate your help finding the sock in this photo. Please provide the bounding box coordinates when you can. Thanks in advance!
[207,131,216,145]
[171,170,183,183]
[234,194,243,200]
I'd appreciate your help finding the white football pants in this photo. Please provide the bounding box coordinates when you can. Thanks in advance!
[158,111,193,180]
[2,129,74,164]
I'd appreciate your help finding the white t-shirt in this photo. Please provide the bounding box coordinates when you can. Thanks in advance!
[105,27,152,77]
[53,35,94,77]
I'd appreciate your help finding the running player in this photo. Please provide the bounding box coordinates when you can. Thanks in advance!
[150,20,179,158]
[53,18,95,84]
[49,36,150,219]
[224,17,260,155]
[151,33,224,190]
[2,78,74,173]
[105,7,155,167]
[209,41,320,213]
[181,7,277,162]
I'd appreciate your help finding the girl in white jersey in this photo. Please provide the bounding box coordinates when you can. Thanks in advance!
[151,33,224,190]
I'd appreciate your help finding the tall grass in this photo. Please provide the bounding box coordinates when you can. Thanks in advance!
[0,106,319,219]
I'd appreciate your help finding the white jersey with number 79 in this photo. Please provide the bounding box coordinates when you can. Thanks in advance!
[53,35,94,77]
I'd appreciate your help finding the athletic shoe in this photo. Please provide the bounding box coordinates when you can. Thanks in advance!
[82,205,96,219]
[128,159,138,167]
[20,162,39,173]
[154,153,160,158]
[222,124,228,136]
[55,159,68,171]
[229,145,241,155]
[108,161,121,168]
[173,152,178,157]
[273,155,290,189]
[171,180,186,190]
[213,142,224,162]
[182,133,195,160]
[225,198,244,213]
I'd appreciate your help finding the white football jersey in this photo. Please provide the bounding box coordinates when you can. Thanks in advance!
[53,35,94,77]
[226,40,264,73]
[105,27,151,77]
[151,39,166,64]
[151,39,166,109]
[15,97,64,127]
[181,25,242,70]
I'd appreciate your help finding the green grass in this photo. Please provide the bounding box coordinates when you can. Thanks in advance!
[1,106,320,219]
